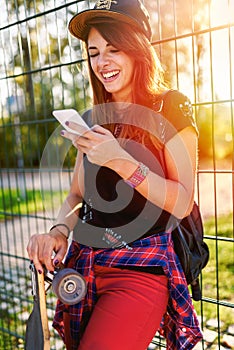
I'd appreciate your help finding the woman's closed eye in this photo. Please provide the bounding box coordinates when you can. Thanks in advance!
[109,48,119,53]
[89,52,99,58]
[88,46,120,58]
[88,48,99,58]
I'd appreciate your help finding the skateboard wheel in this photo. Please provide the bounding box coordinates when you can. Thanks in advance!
[52,268,87,305]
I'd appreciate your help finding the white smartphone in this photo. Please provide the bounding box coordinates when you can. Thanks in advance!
[52,109,89,135]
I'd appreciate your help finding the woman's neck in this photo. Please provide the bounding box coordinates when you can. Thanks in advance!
[111,91,133,105]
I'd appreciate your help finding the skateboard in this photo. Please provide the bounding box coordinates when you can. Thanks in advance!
[25,263,87,350]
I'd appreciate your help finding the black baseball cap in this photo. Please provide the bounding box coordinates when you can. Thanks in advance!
[68,0,152,41]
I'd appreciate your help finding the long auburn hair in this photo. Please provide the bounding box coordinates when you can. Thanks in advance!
[82,20,168,148]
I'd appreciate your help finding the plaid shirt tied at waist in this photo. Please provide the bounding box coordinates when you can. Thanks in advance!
[52,232,202,350]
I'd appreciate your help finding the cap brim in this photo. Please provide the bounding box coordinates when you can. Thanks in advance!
[68,9,142,41]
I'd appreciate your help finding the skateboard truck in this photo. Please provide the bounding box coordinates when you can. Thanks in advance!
[30,262,87,305]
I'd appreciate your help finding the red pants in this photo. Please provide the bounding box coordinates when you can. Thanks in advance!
[78,265,169,350]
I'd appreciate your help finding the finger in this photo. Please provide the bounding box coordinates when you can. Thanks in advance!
[27,234,55,272]
[61,129,91,148]
[72,136,91,153]
[27,234,39,261]
[60,129,77,141]
[91,124,111,135]
[32,256,45,274]
[53,244,68,267]
[59,130,86,153]
[66,121,90,135]
[27,236,44,273]
[38,239,57,272]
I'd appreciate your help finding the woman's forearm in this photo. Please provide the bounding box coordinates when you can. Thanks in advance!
[106,157,193,218]
[53,193,83,233]
[105,128,197,219]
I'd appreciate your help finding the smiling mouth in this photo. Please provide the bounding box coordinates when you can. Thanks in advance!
[102,70,120,81]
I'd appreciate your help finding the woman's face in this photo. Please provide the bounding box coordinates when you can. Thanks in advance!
[87,27,135,102]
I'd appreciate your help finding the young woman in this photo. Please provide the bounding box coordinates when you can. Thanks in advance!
[27,1,202,349]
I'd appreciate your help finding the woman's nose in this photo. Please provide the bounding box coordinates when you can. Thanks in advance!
[97,53,110,68]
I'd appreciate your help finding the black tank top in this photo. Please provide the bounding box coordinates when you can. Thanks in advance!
[73,90,197,249]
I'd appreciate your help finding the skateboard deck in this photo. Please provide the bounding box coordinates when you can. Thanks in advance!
[25,264,50,350]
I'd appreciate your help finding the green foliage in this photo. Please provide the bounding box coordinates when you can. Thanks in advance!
[0,115,54,168]
[0,70,84,167]
[197,104,233,160]
[1,0,90,168]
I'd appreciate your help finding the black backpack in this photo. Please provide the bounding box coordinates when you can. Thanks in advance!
[159,91,209,300]
[171,202,209,300]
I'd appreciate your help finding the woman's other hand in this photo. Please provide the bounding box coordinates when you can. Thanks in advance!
[27,229,68,273]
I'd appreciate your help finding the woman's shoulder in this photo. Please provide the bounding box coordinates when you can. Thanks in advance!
[162,89,193,116]
[159,89,198,139]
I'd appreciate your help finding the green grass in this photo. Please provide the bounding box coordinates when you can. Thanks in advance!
[193,213,234,327]
[0,188,68,220]
[204,212,234,238]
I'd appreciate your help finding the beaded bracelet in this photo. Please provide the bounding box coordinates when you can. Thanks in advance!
[125,162,149,188]
[50,223,70,239]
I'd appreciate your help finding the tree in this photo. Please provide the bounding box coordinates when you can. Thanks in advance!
[145,0,209,95]
[1,0,91,167]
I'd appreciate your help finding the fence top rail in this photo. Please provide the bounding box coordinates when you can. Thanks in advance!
[152,22,234,46]
[0,0,82,31]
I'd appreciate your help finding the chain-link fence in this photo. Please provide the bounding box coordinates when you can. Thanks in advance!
[0,1,234,349]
